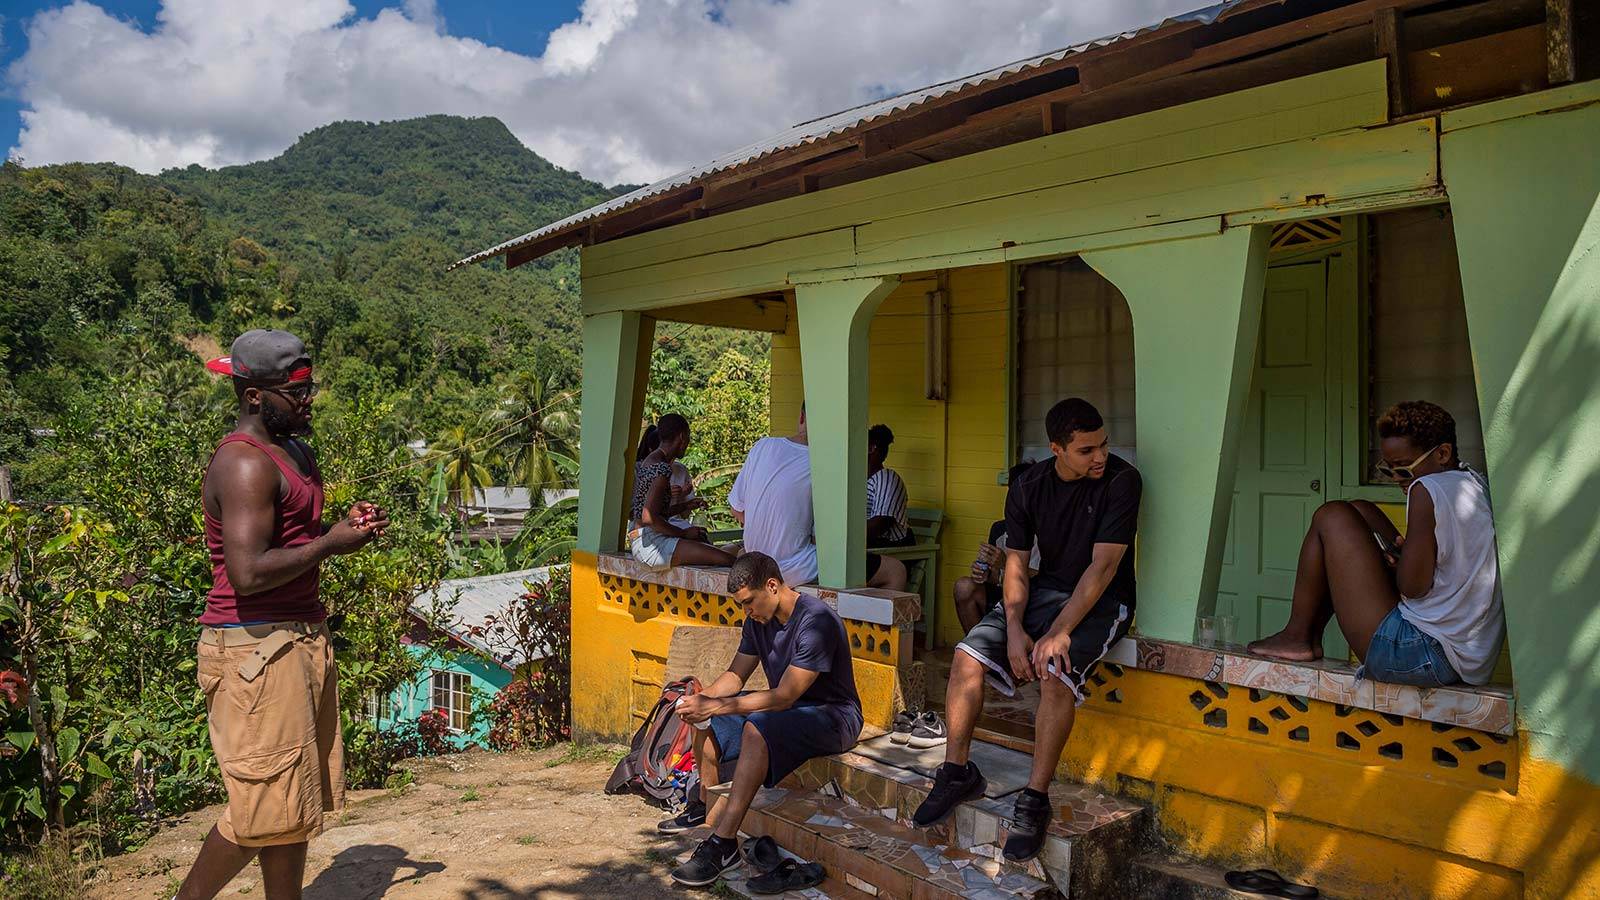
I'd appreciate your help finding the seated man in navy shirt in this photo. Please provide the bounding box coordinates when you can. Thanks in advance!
[661,552,864,887]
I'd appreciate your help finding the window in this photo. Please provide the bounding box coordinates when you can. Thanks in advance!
[1366,207,1488,478]
[430,670,472,733]
[362,691,383,724]
[1015,258,1136,465]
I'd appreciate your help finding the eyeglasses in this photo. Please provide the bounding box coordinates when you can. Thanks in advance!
[260,381,318,404]
[1375,444,1441,482]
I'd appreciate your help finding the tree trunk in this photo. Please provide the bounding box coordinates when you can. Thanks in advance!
[2,468,65,835]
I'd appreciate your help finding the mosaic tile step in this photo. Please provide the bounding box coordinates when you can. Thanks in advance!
[1128,854,1343,900]
[671,828,846,900]
[848,734,1035,798]
[742,786,1063,899]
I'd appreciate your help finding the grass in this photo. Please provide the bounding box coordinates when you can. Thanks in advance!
[544,741,627,768]
[515,834,540,846]
[643,848,675,866]
[708,880,741,898]
[0,832,95,900]
[385,770,415,798]
[459,788,481,802]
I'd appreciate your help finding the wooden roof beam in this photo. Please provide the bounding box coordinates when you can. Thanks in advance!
[1548,0,1576,84]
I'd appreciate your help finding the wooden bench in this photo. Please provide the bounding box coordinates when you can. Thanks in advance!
[874,506,943,650]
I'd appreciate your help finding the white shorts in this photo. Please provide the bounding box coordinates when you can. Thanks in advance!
[629,527,680,569]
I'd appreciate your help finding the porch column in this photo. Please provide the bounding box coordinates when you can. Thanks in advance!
[796,276,900,586]
[1442,90,1600,779]
[1082,225,1269,641]
[576,310,655,553]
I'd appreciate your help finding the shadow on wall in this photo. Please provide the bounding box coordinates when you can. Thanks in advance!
[303,844,447,899]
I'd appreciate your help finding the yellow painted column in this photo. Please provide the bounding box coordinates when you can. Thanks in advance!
[796,276,901,586]
[1082,225,1269,641]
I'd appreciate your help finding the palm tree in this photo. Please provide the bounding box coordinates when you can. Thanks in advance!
[428,425,494,510]
[483,368,578,494]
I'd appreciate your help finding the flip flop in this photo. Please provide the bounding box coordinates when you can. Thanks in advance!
[746,858,825,895]
[1224,869,1320,898]
[741,834,784,876]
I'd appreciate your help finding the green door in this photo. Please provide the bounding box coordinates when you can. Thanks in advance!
[1216,261,1347,658]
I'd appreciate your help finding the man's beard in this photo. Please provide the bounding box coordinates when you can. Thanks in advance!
[261,401,311,438]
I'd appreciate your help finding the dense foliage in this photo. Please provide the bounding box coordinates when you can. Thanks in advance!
[0,114,773,866]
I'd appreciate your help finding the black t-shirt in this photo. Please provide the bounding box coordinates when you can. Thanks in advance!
[1004,454,1142,612]
[738,592,861,716]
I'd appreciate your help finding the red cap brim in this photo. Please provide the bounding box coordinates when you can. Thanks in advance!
[205,357,234,376]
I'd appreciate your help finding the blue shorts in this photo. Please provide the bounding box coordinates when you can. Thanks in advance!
[708,701,862,788]
[1362,607,1461,687]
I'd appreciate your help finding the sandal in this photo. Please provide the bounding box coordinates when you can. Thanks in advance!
[746,858,825,895]
[1224,869,1320,898]
[741,835,784,876]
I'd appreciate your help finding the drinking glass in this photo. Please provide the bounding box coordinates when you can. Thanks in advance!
[1195,615,1219,646]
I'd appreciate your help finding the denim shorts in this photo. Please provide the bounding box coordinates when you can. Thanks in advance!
[709,701,862,788]
[1362,607,1461,687]
[628,527,679,569]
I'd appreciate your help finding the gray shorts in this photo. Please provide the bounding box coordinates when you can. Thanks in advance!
[955,583,1130,704]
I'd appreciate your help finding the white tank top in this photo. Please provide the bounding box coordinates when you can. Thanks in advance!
[1398,468,1506,684]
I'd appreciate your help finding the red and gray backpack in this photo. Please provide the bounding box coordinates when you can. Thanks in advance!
[604,677,701,807]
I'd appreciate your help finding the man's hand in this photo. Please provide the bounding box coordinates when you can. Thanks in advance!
[675,694,720,725]
[1006,624,1036,683]
[325,502,389,555]
[1032,628,1073,682]
[972,543,1002,581]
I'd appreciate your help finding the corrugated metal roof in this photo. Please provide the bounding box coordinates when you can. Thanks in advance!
[411,567,553,668]
[451,0,1260,270]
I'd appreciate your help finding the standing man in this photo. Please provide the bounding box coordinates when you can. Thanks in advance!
[661,552,863,887]
[729,406,818,585]
[176,329,389,900]
[912,399,1141,863]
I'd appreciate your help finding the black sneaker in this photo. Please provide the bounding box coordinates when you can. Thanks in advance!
[657,799,706,835]
[671,835,742,886]
[911,761,987,827]
[891,710,917,745]
[907,711,947,749]
[1002,789,1053,862]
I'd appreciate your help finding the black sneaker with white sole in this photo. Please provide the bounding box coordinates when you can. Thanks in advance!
[907,710,947,749]
[911,761,987,827]
[671,835,742,886]
[1002,788,1053,862]
[656,799,706,835]
[891,710,917,745]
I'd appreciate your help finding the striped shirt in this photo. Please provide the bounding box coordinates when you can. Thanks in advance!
[866,467,912,545]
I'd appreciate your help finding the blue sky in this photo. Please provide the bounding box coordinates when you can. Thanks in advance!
[0,0,1193,184]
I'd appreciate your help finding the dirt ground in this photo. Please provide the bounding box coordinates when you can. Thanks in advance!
[94,745,701,899]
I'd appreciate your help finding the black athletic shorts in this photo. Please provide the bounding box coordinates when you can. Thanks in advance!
[955,583,1130,704]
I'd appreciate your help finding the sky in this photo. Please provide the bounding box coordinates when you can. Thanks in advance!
[0,0,1201,187]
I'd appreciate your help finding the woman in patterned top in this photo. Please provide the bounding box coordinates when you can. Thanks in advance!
[630,414,737,570]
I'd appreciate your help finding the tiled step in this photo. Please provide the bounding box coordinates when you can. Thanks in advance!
[728,736,1146,898]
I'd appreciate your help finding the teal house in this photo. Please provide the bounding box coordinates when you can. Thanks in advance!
[368,567,551,748]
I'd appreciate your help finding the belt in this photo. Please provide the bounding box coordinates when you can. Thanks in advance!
[200,621,325,683]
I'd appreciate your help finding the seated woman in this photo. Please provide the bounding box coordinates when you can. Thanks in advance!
[639,423,709,529]
[1248,401,1505,686]
[630,414,736,569]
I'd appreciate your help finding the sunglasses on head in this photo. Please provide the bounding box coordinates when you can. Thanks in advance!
[1375,444,1441,482]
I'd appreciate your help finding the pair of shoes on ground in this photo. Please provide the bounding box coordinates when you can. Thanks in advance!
[658,804,826,893]
[891,708,948,748]
[910,760,1054,863]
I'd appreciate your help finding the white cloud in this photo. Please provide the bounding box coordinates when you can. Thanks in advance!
[7,0,1199,186]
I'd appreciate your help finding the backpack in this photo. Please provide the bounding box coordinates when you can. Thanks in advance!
[604,676,702,807]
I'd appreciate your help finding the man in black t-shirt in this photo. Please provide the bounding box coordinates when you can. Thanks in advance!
[912,398,1141,863]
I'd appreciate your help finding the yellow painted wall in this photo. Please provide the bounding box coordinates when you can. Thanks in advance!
[771,266,1013,646]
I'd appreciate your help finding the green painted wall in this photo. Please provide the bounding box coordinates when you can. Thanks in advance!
[1082,226,1269,641]
[1441,85,1600,779]
[576,311,651,553]
[382,644,513,749]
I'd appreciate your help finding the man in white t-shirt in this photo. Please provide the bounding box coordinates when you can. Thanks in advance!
[729,408,818,585]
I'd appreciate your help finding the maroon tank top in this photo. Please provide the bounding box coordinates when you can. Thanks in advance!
[200,433,327,625]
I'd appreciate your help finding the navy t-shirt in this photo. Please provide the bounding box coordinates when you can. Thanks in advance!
[738,593,861,717]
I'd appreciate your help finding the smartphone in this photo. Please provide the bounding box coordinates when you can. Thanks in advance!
[1372,531,1399,557]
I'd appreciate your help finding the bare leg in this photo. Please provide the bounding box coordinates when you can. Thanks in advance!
[867,555,907,591]
[942,651,987,766]
[176,826,258,900]
[954,578,990,633]
[1028,675,1078,792]
[671,540,737,567]
[1249,501,1401,661]
[259,842,309,900]
[1348,499,1400,542]
[712,722,769,840]
[691,725,724,824]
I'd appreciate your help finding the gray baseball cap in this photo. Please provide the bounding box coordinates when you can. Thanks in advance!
[205,329,312,383]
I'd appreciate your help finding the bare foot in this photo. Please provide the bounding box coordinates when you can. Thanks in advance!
[1247,631,1323,662]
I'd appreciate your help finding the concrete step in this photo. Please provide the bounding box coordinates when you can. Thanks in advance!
[717,735,1146,898]
[1127,855,1338,900]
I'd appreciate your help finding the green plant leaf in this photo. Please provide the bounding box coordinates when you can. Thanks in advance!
[5,730,35,753]
[86,753,113,779]
[23,787,44,820]
[56,726,81,763]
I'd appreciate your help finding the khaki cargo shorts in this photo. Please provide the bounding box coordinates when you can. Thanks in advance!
[197,622,344,847]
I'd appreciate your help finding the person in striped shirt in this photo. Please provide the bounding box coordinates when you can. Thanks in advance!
[864,424,911,591]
